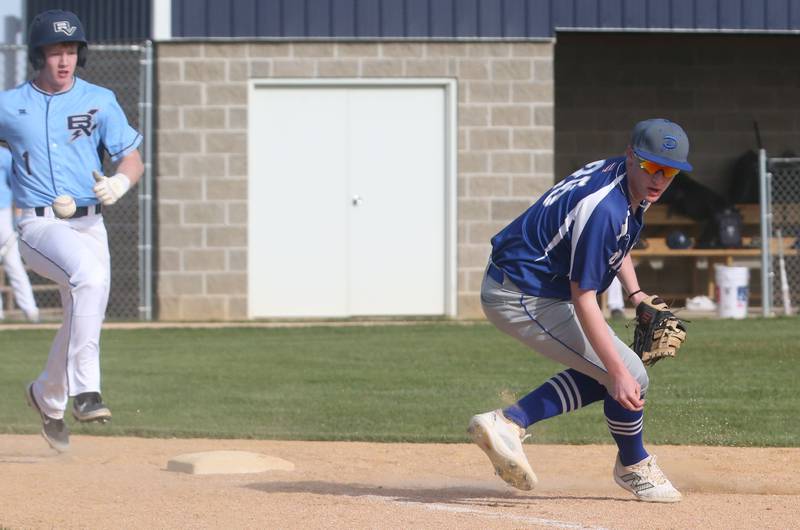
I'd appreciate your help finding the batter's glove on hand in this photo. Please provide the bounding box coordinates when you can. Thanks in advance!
[632,295,687,367]
[92,170,131,206]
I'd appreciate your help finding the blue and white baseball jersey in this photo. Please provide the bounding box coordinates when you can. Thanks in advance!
[0,147,12,208]
[0,77,142,208]
[491,156,646,300]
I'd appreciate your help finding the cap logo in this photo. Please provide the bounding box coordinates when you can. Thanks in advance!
[53,21,77,36]
[662,135,678,150]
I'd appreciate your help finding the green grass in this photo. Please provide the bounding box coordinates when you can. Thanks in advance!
[1,317,797,446]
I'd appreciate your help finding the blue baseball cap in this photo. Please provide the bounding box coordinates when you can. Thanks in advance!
[631,118,692,172]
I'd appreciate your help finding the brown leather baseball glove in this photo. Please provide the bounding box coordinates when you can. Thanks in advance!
[632,295,687,366]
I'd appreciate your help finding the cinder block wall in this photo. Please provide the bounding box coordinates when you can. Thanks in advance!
[156,41,555,320]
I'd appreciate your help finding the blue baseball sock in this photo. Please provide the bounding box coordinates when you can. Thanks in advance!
[503,369,606,428]
[604,395,648,466]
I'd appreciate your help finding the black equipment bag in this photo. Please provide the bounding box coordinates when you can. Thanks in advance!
[715,208,743,248]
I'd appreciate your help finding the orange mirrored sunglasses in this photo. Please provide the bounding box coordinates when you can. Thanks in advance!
[637,156,680,179]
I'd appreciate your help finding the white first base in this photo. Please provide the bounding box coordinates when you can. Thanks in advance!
[167,450,295,475]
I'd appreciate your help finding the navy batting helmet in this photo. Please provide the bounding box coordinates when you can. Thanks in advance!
[666,230,692,250]
[28,10,88,70]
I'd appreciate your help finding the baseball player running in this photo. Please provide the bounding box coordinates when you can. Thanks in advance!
[0,145,39,322]
[0,9,143,452]
[469,119,689,502]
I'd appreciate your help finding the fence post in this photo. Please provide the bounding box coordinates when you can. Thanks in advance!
[138,40,154,321]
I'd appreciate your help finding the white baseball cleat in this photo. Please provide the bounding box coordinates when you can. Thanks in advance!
[468,409,537,491]
[613,454,682,503]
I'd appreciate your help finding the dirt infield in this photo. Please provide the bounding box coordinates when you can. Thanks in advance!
[0,435,797,529]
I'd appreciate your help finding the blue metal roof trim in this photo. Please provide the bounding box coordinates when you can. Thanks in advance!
[171,0,555,40]
[170,0,800,40]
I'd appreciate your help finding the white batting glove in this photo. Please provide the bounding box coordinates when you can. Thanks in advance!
[92,170,131,206]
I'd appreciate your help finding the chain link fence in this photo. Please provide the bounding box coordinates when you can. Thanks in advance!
[0,43,153,321]
[763,154,800,316]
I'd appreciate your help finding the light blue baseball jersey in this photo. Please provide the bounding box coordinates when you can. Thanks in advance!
[0,77,142,208]
[491,156,645,300]
[0,147,12,208]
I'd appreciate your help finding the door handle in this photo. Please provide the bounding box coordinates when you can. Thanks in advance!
[352,195,363,206]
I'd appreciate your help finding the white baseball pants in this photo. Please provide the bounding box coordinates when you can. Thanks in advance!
[18,207,110,419]
[0,207,38,320]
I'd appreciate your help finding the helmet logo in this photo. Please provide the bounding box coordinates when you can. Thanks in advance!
[662,135,678,150]
[53,21,77,36]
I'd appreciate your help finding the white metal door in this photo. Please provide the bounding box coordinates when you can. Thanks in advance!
[249,88,349,317]
[249,81,452,318]
[347,88,445,315]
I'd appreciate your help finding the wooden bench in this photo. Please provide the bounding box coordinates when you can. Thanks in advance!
[599,203,799,310]
[631,235,798,298]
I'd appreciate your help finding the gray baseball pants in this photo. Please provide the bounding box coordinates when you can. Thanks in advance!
[481,266,649,396]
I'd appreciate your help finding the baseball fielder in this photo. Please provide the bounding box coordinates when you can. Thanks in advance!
[468,119,690,502]
[0,145,39,322]
[0,9,143,452]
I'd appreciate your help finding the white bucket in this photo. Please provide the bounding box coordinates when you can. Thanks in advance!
[714,265,749,319]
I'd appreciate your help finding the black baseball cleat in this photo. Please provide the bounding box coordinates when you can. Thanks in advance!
[72,392,112,423]
[26,383,70,453]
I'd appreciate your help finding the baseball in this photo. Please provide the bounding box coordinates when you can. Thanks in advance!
[52,195,77,219]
